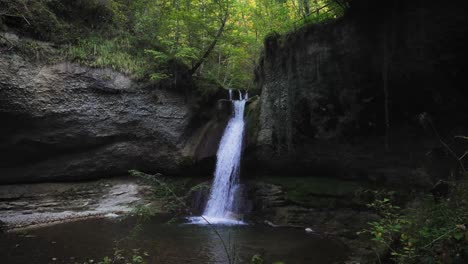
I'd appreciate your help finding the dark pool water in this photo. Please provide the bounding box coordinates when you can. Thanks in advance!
[0,216,348,264]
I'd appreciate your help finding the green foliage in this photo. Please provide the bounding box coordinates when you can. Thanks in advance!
[129,170,190,213]
[65,35,150,79]
[194,77,224,98]
[132,204,156,222]
[2,0,345,91]
[148,72,170,82]
[131,254,144,264]
[97,256,112,264]
[360,185,468,263]
[92,247,148,264]
[144,50,170,66]
[250,254,265,264]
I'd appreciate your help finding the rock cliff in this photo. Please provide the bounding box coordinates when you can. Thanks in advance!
[0,40,227,183]
[247,0,468,188]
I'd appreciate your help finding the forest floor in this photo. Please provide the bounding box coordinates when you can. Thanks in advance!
[0,177,154,231]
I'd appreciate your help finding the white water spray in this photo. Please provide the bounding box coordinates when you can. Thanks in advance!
[190,90,247,225]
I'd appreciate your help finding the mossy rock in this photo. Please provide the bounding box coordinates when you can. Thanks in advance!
[186,182,211,214]
[254,176,366,208]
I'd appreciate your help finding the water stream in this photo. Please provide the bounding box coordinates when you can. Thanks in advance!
[191,90,247,225]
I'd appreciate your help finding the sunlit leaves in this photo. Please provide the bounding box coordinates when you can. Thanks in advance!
[64,0,343,88]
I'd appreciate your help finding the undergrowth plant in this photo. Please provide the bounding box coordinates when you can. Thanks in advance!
[64,35,151,79]
[357,121,468,263]
[91,246,148,264]
[129,169,190,214]
[360,185,468,263]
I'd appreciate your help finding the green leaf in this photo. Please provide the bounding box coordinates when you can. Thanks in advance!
[453,232,464,241]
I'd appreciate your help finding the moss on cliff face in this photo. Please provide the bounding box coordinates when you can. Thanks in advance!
[253,176,367,209]
[245,96,261,148]
[1,0,160,80]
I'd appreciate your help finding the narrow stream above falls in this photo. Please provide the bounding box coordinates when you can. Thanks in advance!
[0,216,348,264]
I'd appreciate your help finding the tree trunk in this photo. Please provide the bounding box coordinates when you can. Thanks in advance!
[189,7,228,75]
[302,0,310,18]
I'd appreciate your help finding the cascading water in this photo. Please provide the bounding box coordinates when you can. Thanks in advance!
[190,90,247,225]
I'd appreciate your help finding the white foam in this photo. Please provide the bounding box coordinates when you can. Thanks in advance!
[187,216,246,226]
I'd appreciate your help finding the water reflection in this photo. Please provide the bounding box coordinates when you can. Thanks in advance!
[0,217,349,264]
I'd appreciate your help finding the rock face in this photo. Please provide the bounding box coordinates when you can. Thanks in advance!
[242,4,468,260]
[244,4,468,261]
[0,51,226,183]
[247,0,468,188]
[0,177,151,229]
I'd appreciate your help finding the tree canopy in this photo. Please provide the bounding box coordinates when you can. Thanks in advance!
[1,0,346,90]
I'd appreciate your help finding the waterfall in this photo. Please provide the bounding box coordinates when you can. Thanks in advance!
[190,90,247,225]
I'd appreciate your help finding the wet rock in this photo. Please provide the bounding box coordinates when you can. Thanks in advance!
[0,178,151,230]
[186,182,210,215]
[249,182,287,210]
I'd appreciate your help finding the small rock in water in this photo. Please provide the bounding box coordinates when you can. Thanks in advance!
[105,213,119,218]
[305,228,314,233]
